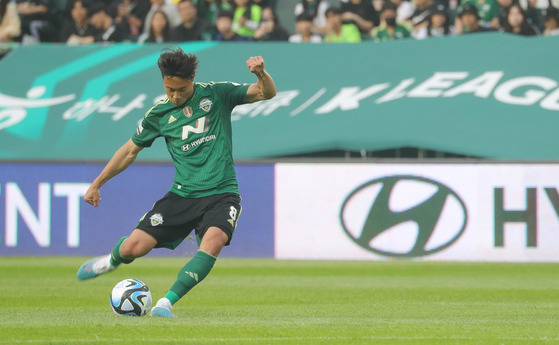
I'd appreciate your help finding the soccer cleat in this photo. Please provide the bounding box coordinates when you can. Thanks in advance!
[76,254,119,280]
[150,298,177,318]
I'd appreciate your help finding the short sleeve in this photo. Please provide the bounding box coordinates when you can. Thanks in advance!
[212,82,251,109]
[131,110,161,148]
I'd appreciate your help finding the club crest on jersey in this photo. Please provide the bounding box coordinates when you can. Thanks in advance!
[199,98,212,112]
[183,106,193,118]
[150,213,164,226]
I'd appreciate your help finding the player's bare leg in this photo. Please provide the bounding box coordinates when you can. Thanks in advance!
[198,226,229,257]
[119,229,158,258]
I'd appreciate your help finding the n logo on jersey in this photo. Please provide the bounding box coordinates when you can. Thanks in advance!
[183,106,193,118]
[182,116,209,140]
[199,98,212,112]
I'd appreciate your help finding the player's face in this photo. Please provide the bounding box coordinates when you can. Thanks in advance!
[163,76,194,106]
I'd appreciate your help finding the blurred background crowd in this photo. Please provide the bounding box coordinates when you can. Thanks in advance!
[0,0,558,49]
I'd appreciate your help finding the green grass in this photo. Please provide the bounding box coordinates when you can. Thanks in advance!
[0,257,558,345]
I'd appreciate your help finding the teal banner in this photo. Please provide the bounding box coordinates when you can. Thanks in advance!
[1,34,559,161]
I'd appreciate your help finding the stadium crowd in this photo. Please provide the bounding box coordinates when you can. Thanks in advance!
[0,0,558,48]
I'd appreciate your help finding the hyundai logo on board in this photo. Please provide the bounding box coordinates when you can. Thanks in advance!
[340,175,468,258]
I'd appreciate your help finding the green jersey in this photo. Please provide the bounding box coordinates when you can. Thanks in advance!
[132,81,250,198]
[372,24,412,41]
[461,0,499,25]
[232,5,262,37]
[325,23,362,43]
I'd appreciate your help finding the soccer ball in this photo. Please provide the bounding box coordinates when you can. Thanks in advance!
[109,278,152,316]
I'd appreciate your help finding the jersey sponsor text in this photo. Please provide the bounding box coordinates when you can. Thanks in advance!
[181,135,217,151]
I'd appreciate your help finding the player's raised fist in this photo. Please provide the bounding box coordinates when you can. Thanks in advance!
[246,56,265,75]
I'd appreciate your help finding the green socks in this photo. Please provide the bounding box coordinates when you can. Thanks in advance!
[109,237,217,306]
[165,251,217,305]
[110,236,135,266]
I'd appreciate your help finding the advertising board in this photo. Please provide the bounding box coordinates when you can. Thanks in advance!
[275,163,559,261]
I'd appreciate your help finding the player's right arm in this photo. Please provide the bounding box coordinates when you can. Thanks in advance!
[84,139,143,207]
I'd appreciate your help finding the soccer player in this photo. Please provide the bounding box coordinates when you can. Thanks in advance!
[76,47,276,318]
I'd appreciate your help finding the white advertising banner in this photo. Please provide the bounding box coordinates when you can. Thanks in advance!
[274,163,559,262]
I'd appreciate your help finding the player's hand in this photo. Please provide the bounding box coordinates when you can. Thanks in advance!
[84,185,102,207]
[246,56,265,76]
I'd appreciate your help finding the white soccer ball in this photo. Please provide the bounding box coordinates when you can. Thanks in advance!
[109,278,152,316]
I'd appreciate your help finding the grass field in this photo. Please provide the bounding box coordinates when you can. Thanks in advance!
[0,257,557,345]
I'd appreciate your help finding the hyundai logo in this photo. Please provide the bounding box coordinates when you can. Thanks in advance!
[340,175,468,258]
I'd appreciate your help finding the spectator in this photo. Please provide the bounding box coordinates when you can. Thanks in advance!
[86,3,129,42]
[214,9,249,40]
[0,0,22,43]
[60,0,98,44]
[294,0,330,34]
[496,0,513,28]
[324,6,361,42]
[542,6,559,35]
[501,3,540,35]
[109,0,151,38]
[371,1,412,41]
[137,9,170,42]
[525,0,544,32]
[170,0,212,41]
[455,0,499,34]
[340,0,379,35]
[253,6,289,41]
[253,0,275,8]
[16,0,53,42]
[389,0,414,24]
[232,0,262,38]
[196,0,233,25]
[408,0,434,33]
[497,0,542,30]
[289,12,322,42]
[142,0,181,37]
[414,3,455,38]
[457,3,494,33]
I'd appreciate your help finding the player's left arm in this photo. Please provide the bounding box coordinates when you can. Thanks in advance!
[246,56,277,103]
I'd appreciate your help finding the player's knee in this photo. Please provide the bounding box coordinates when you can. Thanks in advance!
[120,239,150,258]
[199,227,228,256]
[210,235,228,249]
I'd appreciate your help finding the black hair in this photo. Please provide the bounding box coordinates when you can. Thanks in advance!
[0,0,9,23]
[325,7,342,17]
[217,9,234,19]
[89,3,107,16]
[381,1,398,13]
[157,47,199,80]
[296,12,314,22]
[71,0,90,15]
